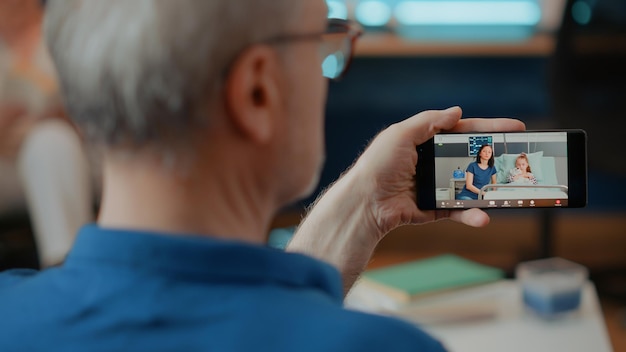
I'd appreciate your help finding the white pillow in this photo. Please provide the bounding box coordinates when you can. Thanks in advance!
[494,151,544,184]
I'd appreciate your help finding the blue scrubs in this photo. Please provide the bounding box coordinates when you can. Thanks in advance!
[457,162,497,200]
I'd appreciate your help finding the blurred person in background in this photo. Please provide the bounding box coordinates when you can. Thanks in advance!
[0,0,93,267]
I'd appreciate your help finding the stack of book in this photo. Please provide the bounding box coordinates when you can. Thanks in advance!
[346,254,506,324]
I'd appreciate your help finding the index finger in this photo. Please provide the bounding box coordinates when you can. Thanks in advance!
[447,118,526,133]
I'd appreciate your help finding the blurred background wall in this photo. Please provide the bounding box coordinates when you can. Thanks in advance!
[298,0,626,213]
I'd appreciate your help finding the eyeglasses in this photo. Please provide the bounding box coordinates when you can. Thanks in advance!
[264,18,362,81]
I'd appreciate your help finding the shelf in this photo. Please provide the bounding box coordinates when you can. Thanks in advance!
[354,32,556,57]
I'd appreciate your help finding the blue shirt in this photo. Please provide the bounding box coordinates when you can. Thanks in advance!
[0,225,446,352]
[457,162,497,200]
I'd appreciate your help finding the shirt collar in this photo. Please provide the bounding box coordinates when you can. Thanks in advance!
[64,224,343,302]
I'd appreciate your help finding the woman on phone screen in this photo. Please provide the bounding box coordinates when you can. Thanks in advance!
[456,144,497,200]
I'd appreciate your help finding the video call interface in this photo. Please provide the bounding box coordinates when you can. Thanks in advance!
[434,132,569,209]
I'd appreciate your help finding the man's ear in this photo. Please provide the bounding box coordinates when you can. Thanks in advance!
[224,45,283,144]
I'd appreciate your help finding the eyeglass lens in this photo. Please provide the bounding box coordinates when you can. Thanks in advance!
[320,33,351,80]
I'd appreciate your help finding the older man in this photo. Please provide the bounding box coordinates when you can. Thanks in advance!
[0,0,523,351]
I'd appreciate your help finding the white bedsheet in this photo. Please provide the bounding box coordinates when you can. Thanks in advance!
[482,190,568,200]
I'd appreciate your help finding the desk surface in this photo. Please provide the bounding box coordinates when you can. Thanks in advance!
[347,280,613,352]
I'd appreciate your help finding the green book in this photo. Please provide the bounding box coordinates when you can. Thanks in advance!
[360,254,504,304]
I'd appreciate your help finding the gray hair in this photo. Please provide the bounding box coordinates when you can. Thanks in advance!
[44,0,302,152]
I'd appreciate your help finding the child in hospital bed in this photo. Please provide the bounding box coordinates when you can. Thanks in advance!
[507,153,538,185]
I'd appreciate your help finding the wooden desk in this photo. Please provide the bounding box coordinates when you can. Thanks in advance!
[347,280,614,352]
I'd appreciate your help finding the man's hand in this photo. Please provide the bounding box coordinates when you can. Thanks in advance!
[287,107,525,294]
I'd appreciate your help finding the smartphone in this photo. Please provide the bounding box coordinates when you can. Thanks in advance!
[416,130,587,209]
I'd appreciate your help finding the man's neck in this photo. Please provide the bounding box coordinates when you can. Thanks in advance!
[97,151,276,244]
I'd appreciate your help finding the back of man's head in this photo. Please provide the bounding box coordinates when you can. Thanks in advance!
[44,0,301,154]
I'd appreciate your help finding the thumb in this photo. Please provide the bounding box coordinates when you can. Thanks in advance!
[400,106,463,146]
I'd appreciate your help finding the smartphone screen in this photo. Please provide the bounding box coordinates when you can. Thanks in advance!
[416,130,587,210]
